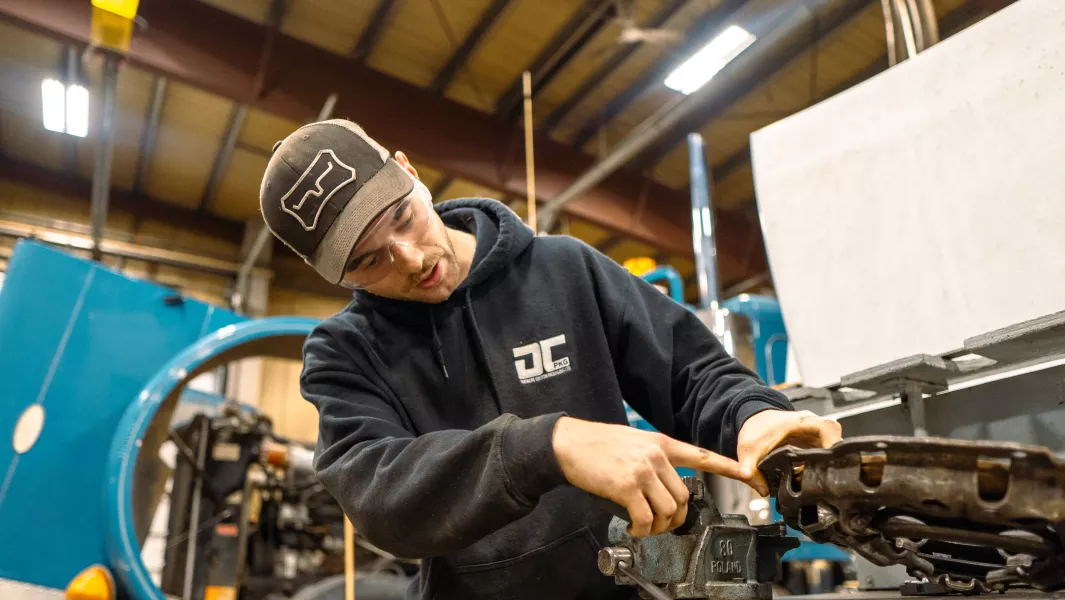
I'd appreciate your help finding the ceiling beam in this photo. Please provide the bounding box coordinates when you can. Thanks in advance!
[594,235,623,254]
[568,0,746,149]
[430,0,512,93]
[199,103,248,212]
[0,154,243,241]
[494,0,615,119]
[0,0,761,272]
[430,175,454,200]
[132,75,168,195]
[538,0,690,136]
[351,0,402,62]
[630,0,875,169]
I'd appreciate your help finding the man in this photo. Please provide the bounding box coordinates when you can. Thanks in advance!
[259,119,841,600]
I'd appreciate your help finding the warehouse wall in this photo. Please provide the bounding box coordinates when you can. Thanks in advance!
[0,177,238,305]
[257,288,350,444]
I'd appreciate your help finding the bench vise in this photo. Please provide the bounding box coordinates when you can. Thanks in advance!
[596,477,798,599]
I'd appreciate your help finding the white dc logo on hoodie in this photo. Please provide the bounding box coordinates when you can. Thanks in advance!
[512,334,571,384]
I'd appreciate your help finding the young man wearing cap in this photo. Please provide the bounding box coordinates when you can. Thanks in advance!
[259,119,841,600]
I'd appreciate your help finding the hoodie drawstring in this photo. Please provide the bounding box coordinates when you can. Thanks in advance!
[464,289,504,415]
[428,309,449,381]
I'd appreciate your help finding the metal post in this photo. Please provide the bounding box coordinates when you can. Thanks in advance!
[687,133,721,312]
[90,53,120,262]
[232,225,273,314]
[880,0,899,66]
[317,92,339,122]
[182,417,209,600]
[892,0,919,59]
[903,382,929,437]
[915,0,939,47]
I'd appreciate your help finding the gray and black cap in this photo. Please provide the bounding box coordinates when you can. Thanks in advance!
[259,119,415,284]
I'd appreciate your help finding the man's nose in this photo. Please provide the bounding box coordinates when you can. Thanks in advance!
[389,243,423,274]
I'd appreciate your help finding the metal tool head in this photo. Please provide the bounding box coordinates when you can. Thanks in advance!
[597,477,798,599]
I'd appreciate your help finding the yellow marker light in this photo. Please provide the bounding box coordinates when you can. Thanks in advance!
[623,256,657,277]
[91,0,139,19]
[65,564,115,600]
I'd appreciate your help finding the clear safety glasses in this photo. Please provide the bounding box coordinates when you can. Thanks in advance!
[340,192,433,289]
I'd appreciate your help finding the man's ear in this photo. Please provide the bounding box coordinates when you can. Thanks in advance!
[394,151,419,180]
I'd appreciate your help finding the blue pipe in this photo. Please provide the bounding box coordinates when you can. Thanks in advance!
[640,265,687,305]
[105,317,319,600]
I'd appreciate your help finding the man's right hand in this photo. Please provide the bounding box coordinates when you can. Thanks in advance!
[551,416,761,539]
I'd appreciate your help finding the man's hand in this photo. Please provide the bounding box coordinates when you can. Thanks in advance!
[737,409,843,496]
[552,416,759,538]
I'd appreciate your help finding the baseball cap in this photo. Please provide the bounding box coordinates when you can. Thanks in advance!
[259,119,415,284]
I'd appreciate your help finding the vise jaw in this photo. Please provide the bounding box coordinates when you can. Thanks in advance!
[597,477,798,599]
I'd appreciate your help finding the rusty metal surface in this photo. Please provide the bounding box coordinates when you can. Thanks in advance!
[760,436,1065,592]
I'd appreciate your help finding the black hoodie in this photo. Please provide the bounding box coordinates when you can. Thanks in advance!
[301,198,793,600]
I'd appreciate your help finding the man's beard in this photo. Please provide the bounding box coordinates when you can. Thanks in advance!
[403,233,458,294]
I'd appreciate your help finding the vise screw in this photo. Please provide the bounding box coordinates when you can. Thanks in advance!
[597,477,798,599]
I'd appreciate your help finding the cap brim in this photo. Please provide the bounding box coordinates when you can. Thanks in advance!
[311,159,416,284]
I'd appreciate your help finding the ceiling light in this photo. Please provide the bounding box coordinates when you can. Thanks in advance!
[66,85,90,137]
[664,25,756,95]
[42,79,66,133]
[41,78,89,137]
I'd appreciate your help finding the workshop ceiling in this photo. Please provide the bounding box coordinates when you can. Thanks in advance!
[0,0,1002,300]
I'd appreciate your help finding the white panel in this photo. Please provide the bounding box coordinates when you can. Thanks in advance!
[750,0,1065,387]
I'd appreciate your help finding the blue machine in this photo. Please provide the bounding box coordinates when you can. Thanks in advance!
[0,240,317,598]
[721,293,789,387]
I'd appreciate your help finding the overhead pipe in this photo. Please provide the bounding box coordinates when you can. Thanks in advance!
[90,52,120,261]
[232,226,273,313]
[536,0,854,232]
[882,0,939,64]
[687,133,721,311]
[915,0,939,47]
[0,219,271,278]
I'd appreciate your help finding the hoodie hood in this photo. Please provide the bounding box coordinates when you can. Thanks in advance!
[353,198,534,310]
[350,198,535,385]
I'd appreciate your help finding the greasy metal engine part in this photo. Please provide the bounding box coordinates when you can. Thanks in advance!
[760,436,1065,593]
[597,477,798,599]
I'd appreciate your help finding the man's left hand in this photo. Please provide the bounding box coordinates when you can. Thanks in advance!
[737,410,842,496]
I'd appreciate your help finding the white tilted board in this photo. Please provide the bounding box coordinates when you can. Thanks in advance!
[750,0,1065,387]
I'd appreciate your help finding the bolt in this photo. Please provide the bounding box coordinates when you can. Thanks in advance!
[851,516,869,530]
[598,547,633,576]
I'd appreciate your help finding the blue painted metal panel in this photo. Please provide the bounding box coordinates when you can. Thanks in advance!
[0,241,246,590]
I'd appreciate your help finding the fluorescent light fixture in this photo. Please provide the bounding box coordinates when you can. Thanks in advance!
[664,25,756,95]
[66,85,90,138]
[41,78,89,137]
[42,79,66,133]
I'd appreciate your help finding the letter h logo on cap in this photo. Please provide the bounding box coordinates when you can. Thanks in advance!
[279,149,357,231]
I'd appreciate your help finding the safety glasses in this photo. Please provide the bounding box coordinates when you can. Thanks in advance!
[340,192,433,289]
